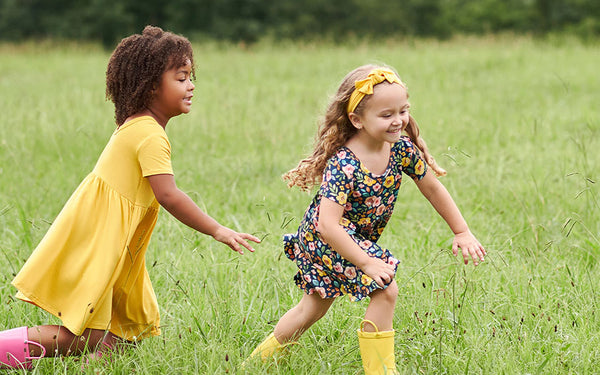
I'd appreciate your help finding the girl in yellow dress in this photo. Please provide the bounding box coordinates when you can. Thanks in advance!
[0,26,260,370]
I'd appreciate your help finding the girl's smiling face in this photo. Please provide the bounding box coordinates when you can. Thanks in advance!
[149,59,195,126]
[349,82,410,147]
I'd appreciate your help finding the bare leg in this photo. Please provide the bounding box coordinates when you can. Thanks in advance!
[26,325,122,357]
[273,293,336,343]
[363,280,398,332]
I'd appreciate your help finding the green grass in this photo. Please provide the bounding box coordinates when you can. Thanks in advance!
[1,36,599,374]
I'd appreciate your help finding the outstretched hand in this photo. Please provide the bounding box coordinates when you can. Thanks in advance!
[361,257,396,287]
[212,226,261,255]
[452,231,486,265]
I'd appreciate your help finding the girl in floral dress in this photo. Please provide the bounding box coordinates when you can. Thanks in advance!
[248,65,486,374]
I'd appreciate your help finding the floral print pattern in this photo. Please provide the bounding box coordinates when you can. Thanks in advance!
[284,136,427,301]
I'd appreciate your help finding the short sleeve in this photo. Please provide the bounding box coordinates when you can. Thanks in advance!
[394,136,427,181]
[138,132,173,177]
[319,149,357,205]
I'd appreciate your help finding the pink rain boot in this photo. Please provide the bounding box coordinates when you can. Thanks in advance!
[0,327,46,369]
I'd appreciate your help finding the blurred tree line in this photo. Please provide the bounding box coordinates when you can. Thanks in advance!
[1,0,598,46]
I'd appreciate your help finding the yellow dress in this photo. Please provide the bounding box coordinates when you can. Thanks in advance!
[12,116,172,341]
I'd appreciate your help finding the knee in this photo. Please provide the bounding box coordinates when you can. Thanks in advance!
[378,280,399,306]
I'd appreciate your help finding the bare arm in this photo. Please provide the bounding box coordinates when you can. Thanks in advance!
[147,174,260,254]
[414,171,486,265]
[317,197,395,287]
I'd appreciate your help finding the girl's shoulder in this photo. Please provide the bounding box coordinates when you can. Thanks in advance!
[329,146,360,166]
[392,135,417,154]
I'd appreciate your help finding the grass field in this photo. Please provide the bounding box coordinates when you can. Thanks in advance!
[1,36,599,374]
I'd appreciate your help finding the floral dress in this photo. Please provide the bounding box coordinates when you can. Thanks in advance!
[283,135,427,301]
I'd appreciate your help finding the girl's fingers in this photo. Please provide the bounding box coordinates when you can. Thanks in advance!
[464,245,484,266]
[386,267,395,279]
[241,233,261,243]
[472,244,486,263]
[379,268,395,286]
[381,273,389,284]
[476,247,485,262]
[229,239,243,255]
[226,233,260,254]
[461,248,470,265]
[238,238,255,253]
[454,239,487,266]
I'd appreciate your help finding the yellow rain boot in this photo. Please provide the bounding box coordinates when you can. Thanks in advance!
[357,320,398,375]
[248,332,289,362]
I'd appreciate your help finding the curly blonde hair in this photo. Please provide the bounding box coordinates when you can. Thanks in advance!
[106,25,195,126]
[283,64,446,191]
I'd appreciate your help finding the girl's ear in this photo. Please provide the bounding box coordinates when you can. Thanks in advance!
[348,112,363,130]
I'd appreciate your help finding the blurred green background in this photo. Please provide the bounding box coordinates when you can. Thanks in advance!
[1,0,599,47]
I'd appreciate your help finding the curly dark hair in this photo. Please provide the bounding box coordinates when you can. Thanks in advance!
[106,25,195,125]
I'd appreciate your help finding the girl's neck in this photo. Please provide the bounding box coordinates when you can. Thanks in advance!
[123,109,168,129]
[346,132,389,154]
[345,135,391,175]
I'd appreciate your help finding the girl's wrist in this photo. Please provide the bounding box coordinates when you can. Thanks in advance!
[210,224,225,238]
[353,253,375,270]
[453,228,471,236]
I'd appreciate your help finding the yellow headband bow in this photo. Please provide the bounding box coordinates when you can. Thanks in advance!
[346,68,404,113]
